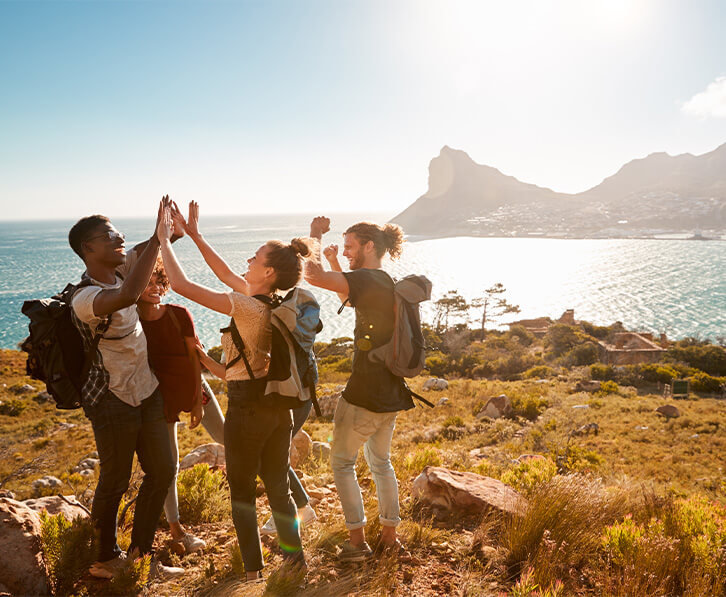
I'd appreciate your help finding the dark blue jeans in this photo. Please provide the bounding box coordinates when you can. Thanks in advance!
[290,400,312,508]
[225,380,304,572]
[87,388,175,561]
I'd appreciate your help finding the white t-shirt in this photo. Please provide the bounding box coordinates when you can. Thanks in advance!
[71,249,158,406]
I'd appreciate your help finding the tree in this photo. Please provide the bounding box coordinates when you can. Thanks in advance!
[471,283,520,335]
[433,290,469,332]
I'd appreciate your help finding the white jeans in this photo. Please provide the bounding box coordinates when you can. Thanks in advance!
[331,398,400,530]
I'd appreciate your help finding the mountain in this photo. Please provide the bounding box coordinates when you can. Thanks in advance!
[391,144,726,237]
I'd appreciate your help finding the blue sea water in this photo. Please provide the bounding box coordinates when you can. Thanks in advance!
[0,215,724,351]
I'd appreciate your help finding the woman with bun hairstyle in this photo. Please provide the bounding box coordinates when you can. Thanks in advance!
[156,203,310,582]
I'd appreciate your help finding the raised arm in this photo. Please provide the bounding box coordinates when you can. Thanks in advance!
[323,244,349,304]
[172,201,251,295]
[157,208,233,316]
[92,198,168,316]
[305,216,350,296]
[196,340,227,380]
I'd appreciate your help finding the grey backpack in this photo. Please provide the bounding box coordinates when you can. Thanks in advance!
[368,275,432,378]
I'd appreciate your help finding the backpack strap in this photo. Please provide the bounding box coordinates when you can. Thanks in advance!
[408,388,435,408]
[221,318,256,380]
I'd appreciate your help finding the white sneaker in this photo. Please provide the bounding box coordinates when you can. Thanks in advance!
[260,505,318,536]
[88,553,127,579]
[178,532,206,554]
[149,557,185,581]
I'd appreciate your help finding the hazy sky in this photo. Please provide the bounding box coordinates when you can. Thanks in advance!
[1,0,725,220]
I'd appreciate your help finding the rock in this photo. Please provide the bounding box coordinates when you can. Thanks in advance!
[13,384,35,395]
[575,380,602,393]
[90,451,98,458]
[314,392,341,419]
[311,441,331,462]
[0,490,15,500]
[411,466,525,516]
[569,422,599,437]
[571,404,590,409]
[290,429,312,468]
[423,378,448,391]
[79,469,94,477]
[57,422,75,431]
[0,498,50,596]
[33,391,53,404]
[31,476,63,493]
[179,443,226,470]
[476,394,512,420]
[656,404,680,419]
[635,425,649,431]
[22,495,89,520]
[437,397,450,406]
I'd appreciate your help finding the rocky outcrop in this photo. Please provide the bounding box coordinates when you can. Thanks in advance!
[476,394,512,419]
[23,495,89,520]
[0,498,50,596]
[412,466,524,516]
[423,378,449,391]
[311,441,331,462]
[656,404,680,419]
[291,430,312,468]
[180,443,226,470]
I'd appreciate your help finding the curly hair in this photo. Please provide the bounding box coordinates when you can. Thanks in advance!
[345,222,404,260]
[151,256,170,292]
[264,238,312,291]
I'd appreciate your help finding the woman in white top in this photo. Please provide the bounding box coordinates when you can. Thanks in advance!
[156,205,311,583]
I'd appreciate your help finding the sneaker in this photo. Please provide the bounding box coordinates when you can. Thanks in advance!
[149,557,185,581]
[337,541,373,563]
[89,553,127,579]
[260,505,318,536]
[177,532,206,554]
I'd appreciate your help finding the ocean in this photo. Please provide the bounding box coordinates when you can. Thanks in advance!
[1,214,724,351]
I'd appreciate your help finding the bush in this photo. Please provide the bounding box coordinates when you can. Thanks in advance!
[557,444,604,473]
[511,394,549,421]
[523,366,555,379]
[40,512,96,595]
[404,447,442,472]
[689,371,726,393]
[109,553,150,595]
[176,464,230,524]
[590,363,616,381]
[508,325,536,347]
[597,380,619,395]
[501,458,558,494]
[667,342,726,376]
[565,342,599,366]
[425,352,450,377]
[640,363,679,384]
[0,398,28,416]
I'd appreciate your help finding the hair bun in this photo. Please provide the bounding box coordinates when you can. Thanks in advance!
[289,237,311,258]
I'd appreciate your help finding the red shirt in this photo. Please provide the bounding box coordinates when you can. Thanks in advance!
[140,305,198,423]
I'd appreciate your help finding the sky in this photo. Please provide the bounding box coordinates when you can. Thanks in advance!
[1,0,726,221]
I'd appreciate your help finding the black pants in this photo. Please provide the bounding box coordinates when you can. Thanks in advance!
[225,380,304,572]
[87,388,175,561]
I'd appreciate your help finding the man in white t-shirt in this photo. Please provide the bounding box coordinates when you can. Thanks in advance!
[67,197,183,580]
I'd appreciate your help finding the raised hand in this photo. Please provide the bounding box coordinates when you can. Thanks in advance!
[323,244,338,262]
[187,201,201,238]
[156,206,174,242]
[169,200,187,238]
[309,216,330,239]
[154,195,170,238]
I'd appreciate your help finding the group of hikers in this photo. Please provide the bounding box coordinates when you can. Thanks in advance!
[63,197,420,584]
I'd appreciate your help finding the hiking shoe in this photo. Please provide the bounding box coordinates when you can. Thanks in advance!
[177,532,206,554]
[149,557,185,581]
[337,541,373,563]
[89,553,127,579]
[260,504,318,536]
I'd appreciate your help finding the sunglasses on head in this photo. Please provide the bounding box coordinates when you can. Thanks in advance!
[85,230,125,242]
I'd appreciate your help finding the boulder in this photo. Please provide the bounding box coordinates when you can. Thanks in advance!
[315,392,341,419]
[437,397,450,406]
[423,378,448,391]
[656,404,680,419]
[72,457,99,473]
[0,498,50,596]
[476,394,512,420]
[311,441,331,462]
[412,466,525,516]
[13,384,35,395]
[31,476,63,493]
[0,490,15,500]
[23,495,89,520]
[290,429,312,468]
[180,443,226,470]
[33,391,53,404]
[575,380,602,393]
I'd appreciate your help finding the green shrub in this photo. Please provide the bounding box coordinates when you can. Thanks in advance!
[597,380,619,395]
[558,444,604,473]
[472,362,494,378]
[176,464,229,524]
[508,325,536,346]
[565,342,599,366]
[523,366,555,379]
[40,512,96,595]
[667,342,726,376]
[501,458,558,494]
[640,363,679,384]
[207,345,224,363]
[109,553,150,595]
[590,363,616,381]
[425,352,450,377]
[404,447,442,472]
[0,398,28,416]
[511,395,549,421]
[689,371,726,393]
[442,415,465,428]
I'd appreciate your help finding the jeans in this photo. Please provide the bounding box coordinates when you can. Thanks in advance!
[163,380,225,524]
[87,388,175,561]
[289,400,312,508]
[331,398,400,530]
[225,380,304,572]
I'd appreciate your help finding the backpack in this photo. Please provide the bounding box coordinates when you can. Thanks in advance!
[20,280,112,409]
[222,288,323,415]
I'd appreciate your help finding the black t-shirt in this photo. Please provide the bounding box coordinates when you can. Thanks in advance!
[341,269,414,413]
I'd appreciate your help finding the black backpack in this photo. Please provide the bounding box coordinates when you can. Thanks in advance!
[222,288,323,415]
[21,280,111,409]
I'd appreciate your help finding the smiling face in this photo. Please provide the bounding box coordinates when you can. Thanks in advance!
[244,244,275,287]
[342,233,368,270]
[82,222,126,266]
[139,273,168,305]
